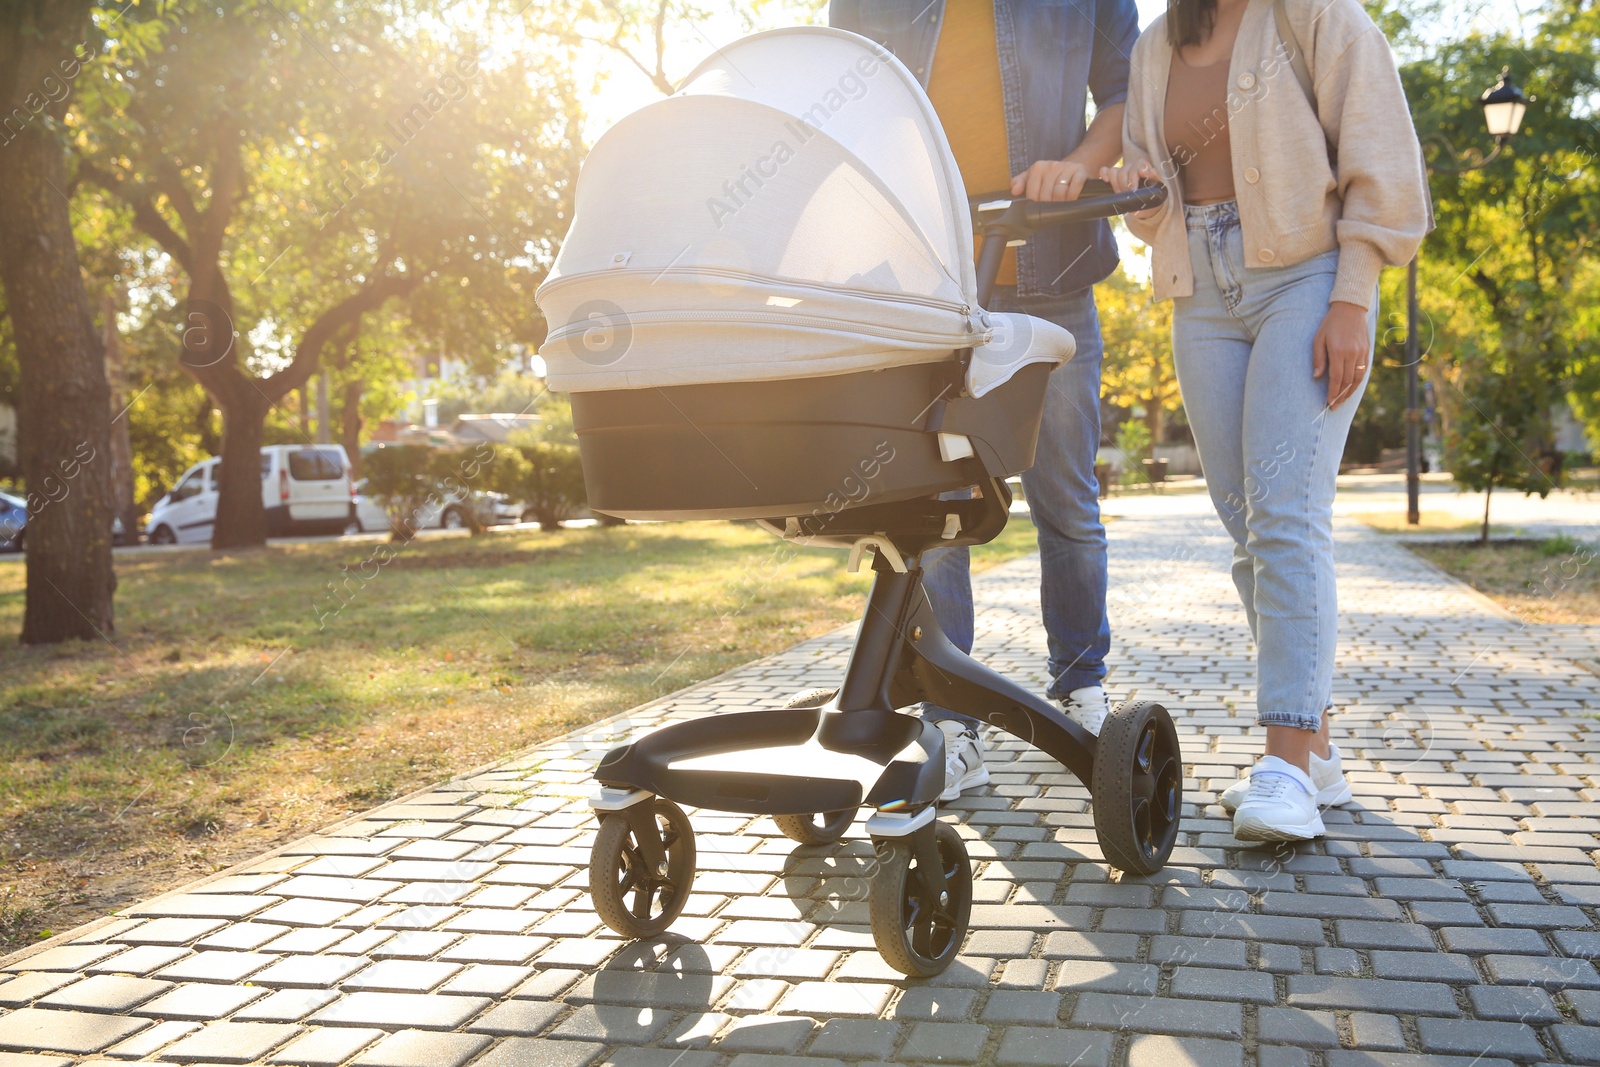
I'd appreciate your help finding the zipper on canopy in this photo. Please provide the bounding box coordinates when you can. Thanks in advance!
[544,306,990,349]
[540,265,972,315]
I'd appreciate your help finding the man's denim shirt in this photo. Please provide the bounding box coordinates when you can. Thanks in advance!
[829,0,1139,299]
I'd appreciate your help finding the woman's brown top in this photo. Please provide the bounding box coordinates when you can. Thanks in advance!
[1165,53,1236,204]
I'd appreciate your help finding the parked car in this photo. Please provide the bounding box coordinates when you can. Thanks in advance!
[146,445,355,544]
[0,492,24,551]
[346,479,519,534]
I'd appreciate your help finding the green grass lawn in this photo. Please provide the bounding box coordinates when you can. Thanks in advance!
[1408,535,1600,626]
[0,519,1038,951]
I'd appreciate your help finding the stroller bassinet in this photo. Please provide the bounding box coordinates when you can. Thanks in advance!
[536,27,1180,977]
[538,28,1079,523]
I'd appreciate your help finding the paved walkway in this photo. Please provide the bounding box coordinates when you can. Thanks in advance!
[3,501,1597,1067]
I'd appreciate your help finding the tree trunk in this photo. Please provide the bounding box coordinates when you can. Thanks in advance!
[211,389,271,549]
[101,290,139,542]
[0,0,117,643]
[342,379,363,479]
[1480,481,1492,546]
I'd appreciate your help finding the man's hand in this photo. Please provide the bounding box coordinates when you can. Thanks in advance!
[1313,301,1372,409]
[1012,159,1093,202]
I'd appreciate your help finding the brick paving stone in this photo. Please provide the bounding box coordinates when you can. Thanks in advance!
[249,954,369,989]
[1168,966,1276,1003]
[1415,1018,1545,1061]
[472,1038,604,1067]
[1127,1035,1242,1067]
[1438,927,1549,955]
[126,895,275,920]
[1072,993,1242,1038]
[348,1029,491,1067]
[1552,1024,1600,1065]
[1348,1013,1407,1052]
[546,1004,673,1043]
[438,964,532,997]
[777,982,894,1017]
[266,1026,386,1065]
[0,973,81,1006]
[0,1009,149,1054]
[1257,1007,1339,1048]
[36,975,171,1012]
[717,1015,815,1053]
[1287,976,1461,1016]
[438,934,550,965]
[1464,985,1562,1023]
[1053,960,1158,994]
[810,1019,899,1060]
[155,951,278,984]
[3,946,122,972]
[310,991,492,1031]
[132,983,269,1020]
[101,1019,201,1058]
[992,1028,1114,1067]
[231,988,342,1023]
[1482,953,1600,988]
[341,959,461,992]
[142,1020,301,1063]
[897,1022,987,1063]
[979,990,1061,1024]
[1368,950,1480,983]
[889,988,977,1022]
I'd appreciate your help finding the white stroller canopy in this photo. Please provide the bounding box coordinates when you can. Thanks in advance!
[537,27,1073,395]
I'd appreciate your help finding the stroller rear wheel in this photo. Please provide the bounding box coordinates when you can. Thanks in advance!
[1092,700,1182,876]
[591,797,696,938]
[868,820,972,977]
[773,809,855,844]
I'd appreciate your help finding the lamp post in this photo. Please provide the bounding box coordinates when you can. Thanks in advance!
[1404,67,1529,525]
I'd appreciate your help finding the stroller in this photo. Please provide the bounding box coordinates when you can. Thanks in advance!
[536,27,1181,977]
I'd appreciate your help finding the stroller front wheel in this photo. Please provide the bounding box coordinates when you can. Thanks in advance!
[868,820,972,977]
[591,797,696,938]
[1092,700,1183,876]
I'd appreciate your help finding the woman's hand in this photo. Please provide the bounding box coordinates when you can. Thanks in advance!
[1012,159,1093,202]
[1099,161,1164,219]
[1313,301,1372,409]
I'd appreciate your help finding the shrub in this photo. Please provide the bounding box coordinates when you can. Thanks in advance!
[489,442,587,530]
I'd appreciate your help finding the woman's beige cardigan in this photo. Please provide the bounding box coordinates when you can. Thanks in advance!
[1121,0,1432,309]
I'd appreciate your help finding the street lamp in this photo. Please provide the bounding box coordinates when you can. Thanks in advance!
[1404,67,1530,525]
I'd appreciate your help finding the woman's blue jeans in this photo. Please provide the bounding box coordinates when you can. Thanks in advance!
[1173,201,1376,732]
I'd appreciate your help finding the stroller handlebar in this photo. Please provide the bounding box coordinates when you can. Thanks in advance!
[969,179,1169,233]
[967,180,1167,306]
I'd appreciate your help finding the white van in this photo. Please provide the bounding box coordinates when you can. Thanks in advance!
[147,445,354,544]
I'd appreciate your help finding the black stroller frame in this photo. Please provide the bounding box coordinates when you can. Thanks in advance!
[583,183,1184,977]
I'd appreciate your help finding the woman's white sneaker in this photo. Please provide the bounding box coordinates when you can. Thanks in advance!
[1219,744,1352,813]
[937,720,990,802]
[1232,756,1326,841]
[1061,685,1109,737]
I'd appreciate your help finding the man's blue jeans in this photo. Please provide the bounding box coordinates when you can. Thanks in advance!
[920,287,1109,729]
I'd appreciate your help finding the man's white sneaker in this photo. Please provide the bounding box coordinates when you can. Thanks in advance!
[1232,756,1326,841]
[1061,685,1109,737]
[936,720,990,802]
[1219,744,1352,813]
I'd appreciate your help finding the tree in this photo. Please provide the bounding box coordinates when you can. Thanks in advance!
[489,441,586,529]
[1400,5,1600,517]
[1097,252,1181,444]
[0,0,118,642]
[75,0,580,548]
